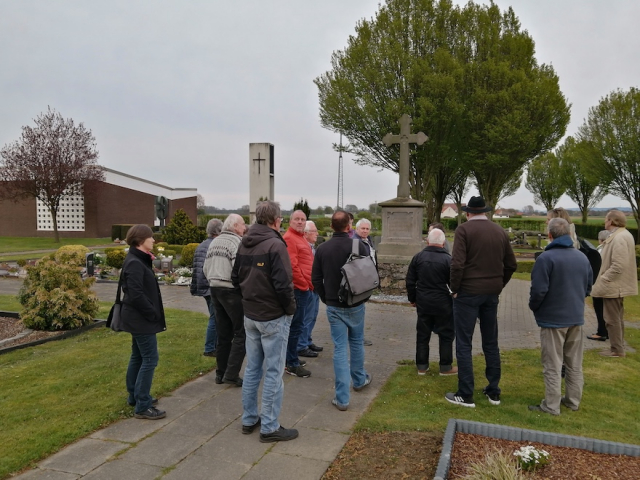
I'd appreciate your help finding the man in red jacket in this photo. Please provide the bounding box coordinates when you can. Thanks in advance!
[283,210,314,377]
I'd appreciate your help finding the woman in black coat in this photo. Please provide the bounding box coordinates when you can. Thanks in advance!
[122,225,167,419]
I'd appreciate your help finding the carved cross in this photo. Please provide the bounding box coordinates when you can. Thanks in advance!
[383,114,428,198]
[253,152,266,174]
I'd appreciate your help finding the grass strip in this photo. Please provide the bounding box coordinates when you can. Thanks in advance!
[0,299,215,479]
[357,326,640,446]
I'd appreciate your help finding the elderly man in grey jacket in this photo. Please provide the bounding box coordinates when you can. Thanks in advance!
[203,214,247,386]
[592,209,638,358]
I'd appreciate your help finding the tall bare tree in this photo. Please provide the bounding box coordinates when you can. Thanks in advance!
[0,108,104,242]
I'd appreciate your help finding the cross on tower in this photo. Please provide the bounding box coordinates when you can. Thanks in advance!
[382,114,428,198]
[253,152,266,174]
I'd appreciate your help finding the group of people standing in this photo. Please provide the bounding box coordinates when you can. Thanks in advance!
[406,197,636,415]
[115,202,376,443]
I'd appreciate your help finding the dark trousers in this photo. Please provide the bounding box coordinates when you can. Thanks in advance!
[416,312,454,371]
[593,297,608,337]
[126,333,158,414]
[453,292,501,399]
[211,287,246,380]
[286,289,311,367]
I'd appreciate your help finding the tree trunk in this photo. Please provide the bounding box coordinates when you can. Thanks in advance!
[50,206,60,243]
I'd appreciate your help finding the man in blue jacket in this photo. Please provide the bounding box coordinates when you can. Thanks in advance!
[528,218,593,415]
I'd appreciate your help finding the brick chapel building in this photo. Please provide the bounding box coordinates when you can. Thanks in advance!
[0,168,197,238]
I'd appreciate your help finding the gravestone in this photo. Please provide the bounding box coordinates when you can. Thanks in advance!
[249,143,275,223]
[377,114,428,262]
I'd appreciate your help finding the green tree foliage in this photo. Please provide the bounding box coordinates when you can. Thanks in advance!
[0,107,104,242]
[579,87,640,240]
[163,209,202,245]
[525,152,566,210]
[315,0,569,213]
[292,198,311,219]
[18,257,99,330]
[556,136,607,224]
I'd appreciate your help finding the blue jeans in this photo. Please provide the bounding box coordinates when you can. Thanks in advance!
[126,333,159,413]
[204,295,217,354]
[326,304,367,407]
[453,292,501,399]
[242,314,292,435]
[286,289,311,366]
[298,291,320,351]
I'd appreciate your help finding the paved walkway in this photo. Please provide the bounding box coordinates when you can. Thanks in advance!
[1,278,601,480]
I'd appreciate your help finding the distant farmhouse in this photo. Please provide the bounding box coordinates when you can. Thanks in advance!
[0,168,197,238]
[441,203,460,218]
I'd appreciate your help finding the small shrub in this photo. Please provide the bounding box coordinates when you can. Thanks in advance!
[18,258,99,330]
[105,249,127,270]
[163,209,201,245]
[153,232,164,243]
[167,244,185,255]
[180,243,199,267]
[529,240,538,249]
[163,249,176,258]
[55,245,90,267]
[16,259,27,267]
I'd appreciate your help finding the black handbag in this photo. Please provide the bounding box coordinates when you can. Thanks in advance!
[106,273,124,332]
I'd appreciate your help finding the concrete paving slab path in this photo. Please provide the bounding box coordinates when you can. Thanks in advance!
[1,277,603,479]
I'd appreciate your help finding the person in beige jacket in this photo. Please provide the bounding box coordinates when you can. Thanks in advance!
[591,210,638,357]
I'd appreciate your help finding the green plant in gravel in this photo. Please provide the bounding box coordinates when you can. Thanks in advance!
[462,449,524,480]
[0,303,216,479]
[54,244,89,266]
[17,258,99,330]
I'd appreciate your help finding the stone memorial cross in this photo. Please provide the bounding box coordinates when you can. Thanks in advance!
[382,114,428,198]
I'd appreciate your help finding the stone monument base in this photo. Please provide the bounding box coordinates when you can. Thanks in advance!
[376,197,425,263]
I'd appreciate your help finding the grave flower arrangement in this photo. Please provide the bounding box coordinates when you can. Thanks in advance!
[513,445,550,472]
[173,266,192,285]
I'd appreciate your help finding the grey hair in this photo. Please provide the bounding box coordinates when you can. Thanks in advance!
[355,218,371,229]
[304,220,316,232]
[206,219,223,237]
[255,200,281,226]
[598,229,611,241]
[427,228,445,245]
[222,214,244,232]
[548,218,570,238]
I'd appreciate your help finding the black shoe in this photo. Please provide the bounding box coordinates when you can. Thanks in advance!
[285,365,311,377]
[215,373,224,384]
[203,351,217,357]
[128,397,159,407]
[223,376,243,387]
[445,392,475,408]
[242,418,261,434]
[309,344,324,352]
[482,388,501,406]
[299,360,307,367]
[298,348,318,358]
[134,407,166,420]
[363,339,373,346]
[259,426,299,443]
[587,334,608,341]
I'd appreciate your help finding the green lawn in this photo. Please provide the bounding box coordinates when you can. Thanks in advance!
[0,298,215,479]
[0,237,112,254]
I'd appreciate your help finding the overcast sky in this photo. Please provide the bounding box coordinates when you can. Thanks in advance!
[1,1,638,212]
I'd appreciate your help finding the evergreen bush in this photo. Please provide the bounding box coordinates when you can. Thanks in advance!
[55,245,90,267]
[18,258,99,330]
[163,209,201,245]
[105,249,126,270]
[180,243,199,267]
[516,261,535,273]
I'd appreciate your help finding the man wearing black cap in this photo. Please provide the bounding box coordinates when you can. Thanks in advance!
[445,196,517,408]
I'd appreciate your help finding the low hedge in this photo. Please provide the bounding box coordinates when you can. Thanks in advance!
[516,261,535,274]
